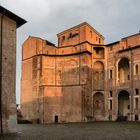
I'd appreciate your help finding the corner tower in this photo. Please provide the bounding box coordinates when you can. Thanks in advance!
[57,22,104,47]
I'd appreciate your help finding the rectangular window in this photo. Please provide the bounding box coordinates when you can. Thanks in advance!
[109,91,113,97]
[109,69,113,79]
[96,37,98,41]
[136,89,139,95]
[62,36,65,40]
[135,64,139,75]
[135,98,138,109]
[109,100,112,110]
[128,75,130,80]
[99,38,101,44]
[135,115,138,121]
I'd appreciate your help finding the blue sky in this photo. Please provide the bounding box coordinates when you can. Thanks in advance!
[0,0,140,104]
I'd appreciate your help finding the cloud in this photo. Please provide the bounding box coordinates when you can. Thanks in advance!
[0,0,140,103]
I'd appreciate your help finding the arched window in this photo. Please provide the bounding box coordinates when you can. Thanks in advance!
[118,58,130,83]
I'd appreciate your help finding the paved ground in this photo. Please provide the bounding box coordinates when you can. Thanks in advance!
[0,122,140,140]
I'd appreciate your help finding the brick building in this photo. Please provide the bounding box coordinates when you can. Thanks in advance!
[21,22,140,123]
[0,6,26,133]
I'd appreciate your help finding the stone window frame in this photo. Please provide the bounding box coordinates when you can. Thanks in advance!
[109,69,113,79]
[134,63,139,75]
[109,91,113,97]
[135,89,139,95]
[108,99,113,110]
[99,38,101,44]
[134,97,139,110]
[62,35,65,40]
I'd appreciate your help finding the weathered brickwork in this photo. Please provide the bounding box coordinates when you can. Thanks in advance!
[0,6,26,133]
[21,22,140,123]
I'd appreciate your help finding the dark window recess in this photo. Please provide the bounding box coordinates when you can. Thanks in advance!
[90,31,92,37]
[62,36,65,40]
[96,49,99,54]
[69,33,72,37]
[135,98,138,109]
[96,37,98,41]
[135,115,138,121]
[128,105,130,109]
[135,65,139,75]
[109,70,112,79]
[128,75,130,80]
[110,100,112,110]
[37,118,40,124]
[110,91,113,97]
[99,38,101,44]
[54,116,58,123]
[136,89,139,95]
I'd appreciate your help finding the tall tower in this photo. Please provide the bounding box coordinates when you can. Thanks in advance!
[57,22,104,47]
[0,6,26,133]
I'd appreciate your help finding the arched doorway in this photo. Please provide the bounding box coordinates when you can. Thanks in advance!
[118,58,130,83]
[93,92,105,120]
[118,90,130,121]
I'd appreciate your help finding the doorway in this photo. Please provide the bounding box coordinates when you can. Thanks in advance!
[118,90,129,121]
[54,116,58,123]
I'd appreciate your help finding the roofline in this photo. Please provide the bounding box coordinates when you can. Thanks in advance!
[122,32,140,40]
[23,36,56,47]
[0,5,26,28]
[106,32,140,47]
[118,45,140,53]
[29,36,56,46]
[106,41,119,47]
[57,22,104,39]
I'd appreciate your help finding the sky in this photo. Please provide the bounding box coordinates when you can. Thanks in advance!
[0,0,140,104]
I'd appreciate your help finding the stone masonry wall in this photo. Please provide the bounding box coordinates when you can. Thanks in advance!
[0,14,17,132]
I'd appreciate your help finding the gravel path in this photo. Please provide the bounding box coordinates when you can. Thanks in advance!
[0,122,140,140]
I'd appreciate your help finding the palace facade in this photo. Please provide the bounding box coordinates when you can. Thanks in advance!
[21,22,140,123]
